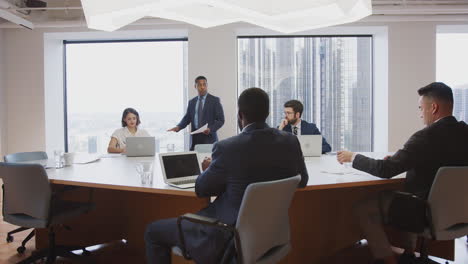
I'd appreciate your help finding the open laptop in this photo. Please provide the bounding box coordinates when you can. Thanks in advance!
[126,137,156,157]
[159,151,201,189]
[297,135,322,157]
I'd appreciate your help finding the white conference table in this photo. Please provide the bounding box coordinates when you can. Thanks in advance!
[45,153,401,193]
[38,153,451,264]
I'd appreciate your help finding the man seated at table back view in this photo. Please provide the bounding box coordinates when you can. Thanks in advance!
[278,99,332,153]
[337,82,468,264]
[145,87,309,264]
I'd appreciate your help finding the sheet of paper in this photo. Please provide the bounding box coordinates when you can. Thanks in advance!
[100,153,123,158]
[320,169,346,175]
[190,123,208,135]
[73,154,101,164]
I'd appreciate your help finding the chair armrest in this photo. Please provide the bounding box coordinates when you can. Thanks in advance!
[179,213,220,225]
[176,213,238,262]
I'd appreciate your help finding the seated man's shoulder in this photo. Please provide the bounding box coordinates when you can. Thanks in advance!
[302,120,318,128]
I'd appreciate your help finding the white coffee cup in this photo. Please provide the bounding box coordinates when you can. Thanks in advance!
[63,152,75,166]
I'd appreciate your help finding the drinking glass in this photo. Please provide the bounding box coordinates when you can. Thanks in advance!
[54,150,64,169]
[166,143,175,152]
[135,161,154,186]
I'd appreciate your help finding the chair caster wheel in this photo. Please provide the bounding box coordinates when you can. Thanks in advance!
[6,235,13,243]
[17,246,26,254]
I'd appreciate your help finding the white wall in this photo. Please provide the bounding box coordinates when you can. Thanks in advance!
[188,25,238,140]
[1,21,464,154]
[4,28,45,154]
[387,22,436,149]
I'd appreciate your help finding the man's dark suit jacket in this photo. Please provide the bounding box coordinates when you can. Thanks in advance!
[353,116,468,199]
[182,122,309,264]
[177,93,225,150]
[283,120,332,153]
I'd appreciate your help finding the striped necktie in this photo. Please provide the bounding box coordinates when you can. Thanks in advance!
[197,96,204,128]
[293,126,298,135]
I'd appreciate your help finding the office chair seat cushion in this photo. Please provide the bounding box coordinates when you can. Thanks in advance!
[4,213,48,229]
[4,200,94,229]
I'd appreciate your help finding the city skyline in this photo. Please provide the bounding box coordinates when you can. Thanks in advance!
[238,36,373,152]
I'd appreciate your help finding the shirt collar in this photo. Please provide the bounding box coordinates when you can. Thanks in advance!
[199,94,208,101]
[293,119,302,129]
[242,122,269,132]
[125,126,137,134]
[242,122,255,132]
[434,115,453,123]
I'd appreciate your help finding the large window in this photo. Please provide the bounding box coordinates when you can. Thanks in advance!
[238,36,373,151]
[65,39,188,153]
[437,33,468,122]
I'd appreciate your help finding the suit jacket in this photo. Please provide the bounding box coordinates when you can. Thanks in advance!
[353,116,468,199]
[183,122,309,264]
[283,120,332,153]
[177,93,225,149]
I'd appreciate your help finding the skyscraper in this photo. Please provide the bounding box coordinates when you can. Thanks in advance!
[238,36,373,151]
[453,85,468,122]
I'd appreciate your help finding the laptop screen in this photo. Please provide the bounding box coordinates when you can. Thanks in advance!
[161,153,201,179]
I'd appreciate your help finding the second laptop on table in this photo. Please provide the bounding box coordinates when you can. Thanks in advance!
[297,135,322,157]
[159,151,201,189]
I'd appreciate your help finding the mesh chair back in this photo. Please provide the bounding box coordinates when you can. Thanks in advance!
[427,167,468,240]
[0,163,52,223]
[4,151,48,163]
[235,175,300,264]
[194,144,213,154]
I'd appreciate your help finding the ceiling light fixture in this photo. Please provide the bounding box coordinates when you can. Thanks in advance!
[81,0,372,33]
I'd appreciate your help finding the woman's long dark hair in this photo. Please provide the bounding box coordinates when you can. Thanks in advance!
[121,108,141,127]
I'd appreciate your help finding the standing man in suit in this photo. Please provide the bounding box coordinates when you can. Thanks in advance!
[278,99,332,153]
[145,88,309,264]
[168,76,225,150]
[337,82,468,264]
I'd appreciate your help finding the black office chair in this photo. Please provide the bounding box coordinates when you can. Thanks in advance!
[3,151,49,254]
[173,175,301,264]
[0,162,95,263]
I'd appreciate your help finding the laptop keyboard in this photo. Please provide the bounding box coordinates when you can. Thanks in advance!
[173,179,197,185]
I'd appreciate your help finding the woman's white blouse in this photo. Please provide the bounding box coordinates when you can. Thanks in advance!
[111,127,150,149]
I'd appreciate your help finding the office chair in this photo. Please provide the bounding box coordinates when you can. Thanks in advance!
[410,167,468,264]
[173,175,301,264]
[0,163,94,264]
[194,144,213,154]
[3,151,48,254]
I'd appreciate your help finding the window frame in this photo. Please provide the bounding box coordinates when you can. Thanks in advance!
[63,38,188,152]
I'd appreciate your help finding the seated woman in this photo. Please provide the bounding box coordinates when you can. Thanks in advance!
[108,108,150,153]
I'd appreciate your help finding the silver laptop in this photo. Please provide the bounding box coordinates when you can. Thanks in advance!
[126,137,156,157]
[159,151,201,189]
[297,135,322,157]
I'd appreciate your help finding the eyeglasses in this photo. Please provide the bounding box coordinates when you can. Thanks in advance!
[284,111,295,116]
